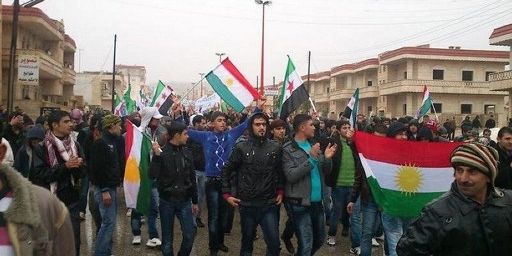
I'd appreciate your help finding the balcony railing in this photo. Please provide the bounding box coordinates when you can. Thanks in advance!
[380,79,490,89]
[488,70,512,82]
[63,67,76,85]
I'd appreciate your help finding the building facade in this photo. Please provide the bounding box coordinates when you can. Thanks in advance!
[75,71,125,111]
[1,5,78,118]
[307,45,510,125]
[116,64,146,102]
[489,23,512,121]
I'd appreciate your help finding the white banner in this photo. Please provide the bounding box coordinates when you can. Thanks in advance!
[18,55,39,85]
[265,88,280,96]
[195,93,221,113]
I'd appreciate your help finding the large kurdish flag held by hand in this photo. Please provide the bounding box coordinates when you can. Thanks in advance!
[123,120,152,215]
[206,58,260,112]
[354,132,461,218]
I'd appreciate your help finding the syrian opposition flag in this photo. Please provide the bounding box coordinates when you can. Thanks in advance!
[206,58,260,112]
[278,56,310,120]
[354,132,461,218]
[114,94,127,116]
[123,120,152,215]
[415,85,432,119]
[342,88,359,128]
[150,80,175,108]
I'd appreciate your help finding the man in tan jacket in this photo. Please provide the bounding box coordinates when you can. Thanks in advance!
[0,140,75,255]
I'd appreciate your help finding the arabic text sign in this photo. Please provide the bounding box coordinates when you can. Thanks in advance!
[195,93,221,113]
[18,55,39,85]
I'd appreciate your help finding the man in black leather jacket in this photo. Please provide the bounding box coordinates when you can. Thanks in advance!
[222,112,283,256]
[397,143,512,256]
[150,121,198,256]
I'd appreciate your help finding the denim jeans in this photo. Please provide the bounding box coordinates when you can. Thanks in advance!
[323,186,332,223]
[88,185,102,233]
[281,203,295,241]
[67,201,81,256]
[205,177,226,251]
[328,187,361,248]
[381,213,414,256]
[131,186,160,239]
[287,202,325,256]
[93,186,117,256]
[360,199,380,256]
[223,202,235,233]
[239,204,280,256]
[159,198,197,256]
[195,170,206,206]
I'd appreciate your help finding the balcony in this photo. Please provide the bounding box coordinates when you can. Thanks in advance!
[359,86,379,99]
[379,79,507,96]
[63,67,76,85]
[489,70,512,91]
[330,88,354,100]
[312,93,329,103]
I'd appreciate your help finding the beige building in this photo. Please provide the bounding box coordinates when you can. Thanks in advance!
[75,71,125,111]
[307,45,510,125]
[489,23,512,122]
[116,64,146,102]
[1,5,79,118]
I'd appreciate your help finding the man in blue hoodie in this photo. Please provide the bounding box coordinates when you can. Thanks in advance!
[187,99,264,256]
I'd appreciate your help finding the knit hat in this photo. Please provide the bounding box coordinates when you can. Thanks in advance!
[102,115,121,130]
[270,119,286,129]
[386,122,407,137]
[450,143,499,187]
[27,124,45,141]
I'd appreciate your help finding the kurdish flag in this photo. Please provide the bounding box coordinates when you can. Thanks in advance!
[206,58,260,112]
[123,120,152,215]
[415,85,432,119]
[342,88,360,128]
[278,56,310,120]
[354,132,461,218]
[150,80,175,109]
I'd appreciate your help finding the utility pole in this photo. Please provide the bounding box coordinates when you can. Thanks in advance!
[199,73,205,97]
[111,34,117,113]
[255,0,272,96]
[215,52,225,63]
[6,0,45,114]
[78,48,83,73]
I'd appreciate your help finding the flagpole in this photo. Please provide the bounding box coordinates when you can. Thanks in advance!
[111,34,117,113]
[306,51,317,113]
[430,100,439,122]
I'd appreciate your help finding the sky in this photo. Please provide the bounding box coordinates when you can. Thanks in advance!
[6,0,512,89]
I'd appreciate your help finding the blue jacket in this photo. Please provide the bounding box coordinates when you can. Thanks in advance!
[187,109,259,177]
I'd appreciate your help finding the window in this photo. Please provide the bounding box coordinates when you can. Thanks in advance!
[433,69,444,80]
[484,104,495,114]
[462,71,473,81]
[326,87,330,93]
[403,104,407,116]
[485,71,495,81]
[22,85,30,100]
[431,103,442,113]
[368,106,372,113]
[403,71,408,79]
[367,80,373,87]
[461,104,472,114]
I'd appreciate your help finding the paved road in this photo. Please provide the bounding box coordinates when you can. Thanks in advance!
[80,190,384,256]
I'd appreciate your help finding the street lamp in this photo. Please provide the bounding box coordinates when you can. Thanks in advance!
[6,0,45,114]
[255,0,271,97]
[215,52,226,63]
[199,73,205,97]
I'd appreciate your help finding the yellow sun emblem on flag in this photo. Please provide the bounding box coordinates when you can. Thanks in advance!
[395,163,423,195]
[225,77,234,87]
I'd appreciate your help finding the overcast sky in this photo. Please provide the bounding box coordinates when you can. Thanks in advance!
[7,0,512,87]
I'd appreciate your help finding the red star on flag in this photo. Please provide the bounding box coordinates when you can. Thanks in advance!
[287,81,294,94]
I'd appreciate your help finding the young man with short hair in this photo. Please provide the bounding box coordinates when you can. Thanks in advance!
[150,121,198,256]
[283,114,336,255]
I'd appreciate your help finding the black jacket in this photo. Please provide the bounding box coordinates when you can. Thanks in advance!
[3,123,25,158]
[186,139,205,172]
[33,141,86,206]
[397,182,512,256]
[321,133,363,188]
[89,132,123,190]
[150,142,198,204]
[494,144,512,190]
[221,135,283,206]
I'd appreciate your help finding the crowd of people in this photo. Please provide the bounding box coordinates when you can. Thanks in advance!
[0,101,511,256]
